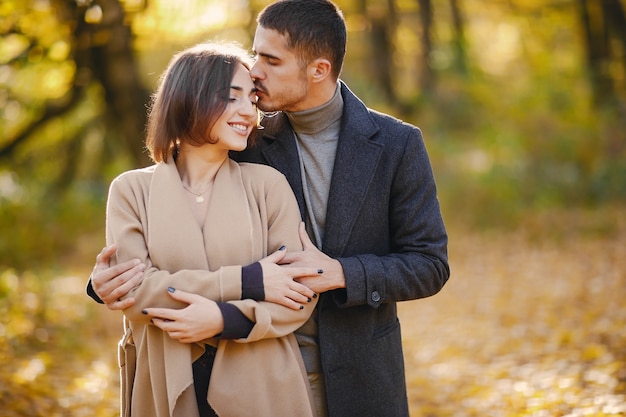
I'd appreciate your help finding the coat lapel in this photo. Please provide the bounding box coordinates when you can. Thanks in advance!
[203,158,255,269]
[323,83,382,257]
[259,115,307,220]
[256,84,382,257]
[148,159,209,271]
[147,157,254,272]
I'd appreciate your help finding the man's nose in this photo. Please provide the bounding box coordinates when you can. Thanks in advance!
[250,62,263,80]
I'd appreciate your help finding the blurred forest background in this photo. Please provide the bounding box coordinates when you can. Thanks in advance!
[0,0,625,415]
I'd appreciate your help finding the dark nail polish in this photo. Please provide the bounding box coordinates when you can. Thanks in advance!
[167,287,175,293]
[307,297,312,302]
[279,245,286,251]
[312,293,318,299]
[317,269,324,274]
[142,309,147,314]
[299,305,304,310]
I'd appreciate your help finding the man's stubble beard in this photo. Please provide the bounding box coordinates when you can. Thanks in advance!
[254,74,309,113]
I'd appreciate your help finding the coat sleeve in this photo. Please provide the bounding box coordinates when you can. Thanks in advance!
[109,168,316,339]
[334,126,450,308]
[106,174,245,323]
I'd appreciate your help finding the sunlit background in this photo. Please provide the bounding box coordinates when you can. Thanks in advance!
[1,0,625,415]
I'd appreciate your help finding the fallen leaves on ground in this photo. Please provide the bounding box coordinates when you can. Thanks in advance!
[1,207,624,416]
[400,207,626,416]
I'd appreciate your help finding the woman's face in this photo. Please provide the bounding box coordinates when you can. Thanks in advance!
[208,64,258,153]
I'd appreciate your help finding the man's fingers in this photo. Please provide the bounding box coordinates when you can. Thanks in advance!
[101,267,144,303]
[298,222,316,250]
[104,259,142,280]
[92,259,143,299]
[97,264,144,304]
[282,266,323,279]
[106,297,136,311]
[95,244,117,266]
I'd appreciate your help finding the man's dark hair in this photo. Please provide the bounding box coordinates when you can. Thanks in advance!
[257,0,347,79]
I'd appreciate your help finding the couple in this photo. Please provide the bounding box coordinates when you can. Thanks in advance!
[87,1,450,416]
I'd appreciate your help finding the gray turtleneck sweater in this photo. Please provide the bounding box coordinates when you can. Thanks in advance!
[287,83,343,249]
[286,83,343,373]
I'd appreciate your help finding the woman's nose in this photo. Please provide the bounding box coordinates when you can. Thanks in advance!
[239,99,257,117]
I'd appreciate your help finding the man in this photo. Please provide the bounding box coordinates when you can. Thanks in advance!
[88,1,449,416]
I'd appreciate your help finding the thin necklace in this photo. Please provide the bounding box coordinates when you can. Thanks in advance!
[182,183,211,203]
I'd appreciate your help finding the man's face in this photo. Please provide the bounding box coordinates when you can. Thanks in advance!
[250,26,310,113]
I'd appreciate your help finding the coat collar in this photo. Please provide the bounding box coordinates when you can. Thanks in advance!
[148,156,255,271]
[258,81,382,256]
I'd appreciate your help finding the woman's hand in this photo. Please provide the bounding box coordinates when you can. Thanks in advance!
[144,289,224,343]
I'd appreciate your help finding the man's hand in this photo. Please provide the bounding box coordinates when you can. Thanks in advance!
[144,288,223,343]
[91,244,145,310]
[259,247,319,310]
[282,222,346,293]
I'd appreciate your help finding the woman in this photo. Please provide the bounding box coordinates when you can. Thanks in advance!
[106,43,318,417]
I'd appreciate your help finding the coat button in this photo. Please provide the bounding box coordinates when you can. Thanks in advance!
[371,291,381,302]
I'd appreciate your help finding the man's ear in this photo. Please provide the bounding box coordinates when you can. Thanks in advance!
[308,58,332,83]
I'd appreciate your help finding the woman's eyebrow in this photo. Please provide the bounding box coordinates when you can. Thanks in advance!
[230,85,258,94]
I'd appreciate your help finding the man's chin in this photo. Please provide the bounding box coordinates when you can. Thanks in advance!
[257,101,277,113]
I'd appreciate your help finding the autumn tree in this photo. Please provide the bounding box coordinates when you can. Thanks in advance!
[0,0,150,193]
[449,0,468,75]
[577,0,625,108]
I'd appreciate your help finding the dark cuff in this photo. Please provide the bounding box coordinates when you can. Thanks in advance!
[216,302,254,339]
[241,262,264,301]
[86,278,104,304]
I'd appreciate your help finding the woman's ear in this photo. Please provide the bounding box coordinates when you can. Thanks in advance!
[309,58,332,83]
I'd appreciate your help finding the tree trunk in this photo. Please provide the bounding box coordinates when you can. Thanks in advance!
[369,0,398,104]
[578,0,614,107]
[355,0,398,105]
[600,0,626,92]
[417,0,435,94]
[449,0,468,75]
[77,0,151,167]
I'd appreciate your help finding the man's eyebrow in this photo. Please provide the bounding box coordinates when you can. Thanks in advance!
[254,50,281,61]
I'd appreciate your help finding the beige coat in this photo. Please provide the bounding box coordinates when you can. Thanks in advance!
[106,157,317,417]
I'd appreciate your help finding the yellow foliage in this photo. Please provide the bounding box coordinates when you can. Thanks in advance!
[400,206,626,416]
[1,206,625,416]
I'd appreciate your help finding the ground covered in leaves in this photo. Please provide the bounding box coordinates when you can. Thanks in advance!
[1,207,624,416]
[402,207,626,416]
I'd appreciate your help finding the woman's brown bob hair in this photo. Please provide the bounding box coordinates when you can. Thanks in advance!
[145,43,257,163]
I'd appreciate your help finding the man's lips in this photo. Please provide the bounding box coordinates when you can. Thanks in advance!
[254,82,267,97]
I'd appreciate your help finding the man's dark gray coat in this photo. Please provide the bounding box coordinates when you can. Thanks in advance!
[233,82,450,417]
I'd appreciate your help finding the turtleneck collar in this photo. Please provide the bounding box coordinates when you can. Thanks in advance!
[285,82,343,135]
